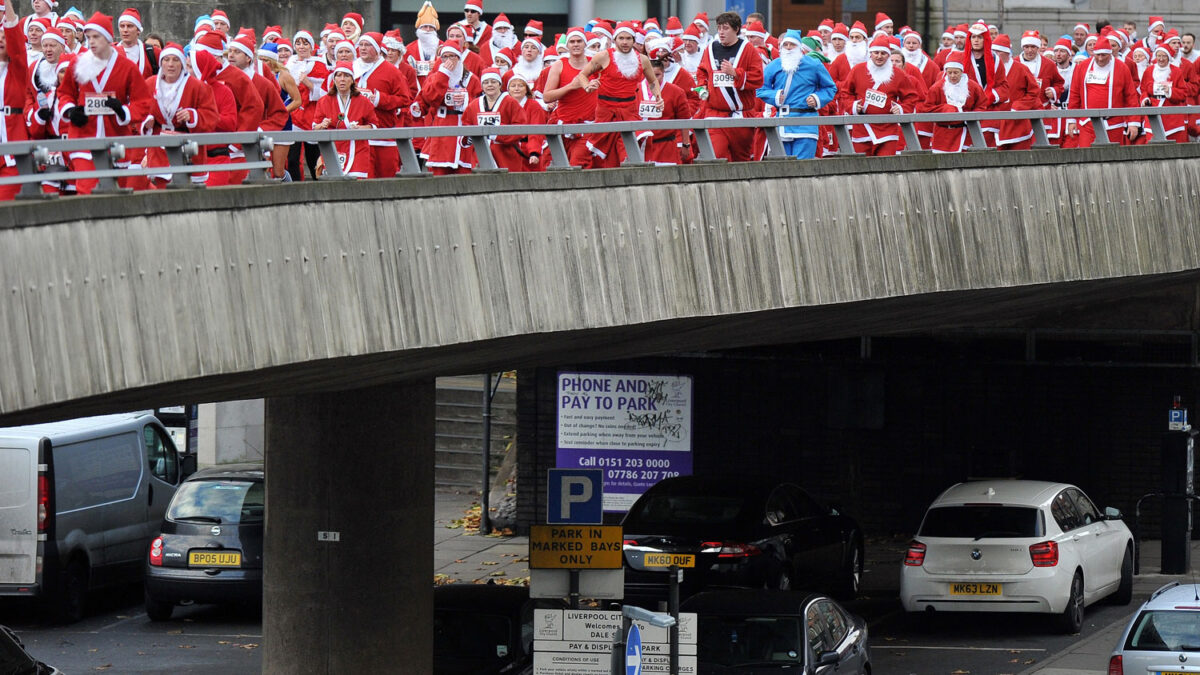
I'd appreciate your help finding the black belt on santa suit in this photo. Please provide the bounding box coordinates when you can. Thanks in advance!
[207,147,230,158]
[0,106,19,115]
[598,94,635,103]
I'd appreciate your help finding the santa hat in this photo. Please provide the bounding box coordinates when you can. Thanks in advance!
[331,60,354,77]
[1052,37,1073,52]
[357,31,383,53]
[564,25,586,42]
[832,23,848,41]
[256,41,280,62]
[646,36,671,59]
[849,21,868,38]
[194,30,227,55]
[237,27,256,43]
[480,66,503,83]
[62,6,83,20]
[194,15,215,33]
[1072,22,1088,33]
[293,29,315,46]
[323,24,345,41]
[665,16,682,36]
[1088,34,1111,54]
[521,35,543,52]
[888,36,901,52]
[1111,28,1128,46]
[1166,29,1181,43]
[493,13,512,29]
[692,12,708,30]
[953,24,968,38]
[82,12,115,42]
[818,18,834,33]
[940,29,953,40]
[867,34,890,53]
[262,25,282,42]
[494,46,516,64]
[743,20,766,39]
[874,12,892,31]
[682,24,701,42]
[55,18,76,33]
[524,19,543,36]
[416,1,440,30]
[1148,16,1165,32]
[455,22,475,40]
[464,0,482,13]
[211,9,230,27]
[1104,30,1122,49]
[942,58,964,71]
[613,20,636,38]
[780,30,803,48]
[898,25,911,36]
[991,34,1011,53]
[1020,30,1040,48]
[383,29,404,50]
[1155,43,1175,59]
[342,13,364,33]
[439,38,464,58]
[56,52,76,74]
[332,39,355,56]
[643,17,661,33]
[27,16,52,34]
[634,28,646,45]
[117,8,142,31]
[968,21,988,36]
[229,34,255,59]
[40,26,67,46]
[276,39,293,52]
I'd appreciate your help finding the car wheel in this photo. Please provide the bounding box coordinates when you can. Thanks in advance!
[836,539,863,601]
[145,590,174,622]
[1111,545,1133,606]
[55,560,88,624]
[1057,571,1084,634]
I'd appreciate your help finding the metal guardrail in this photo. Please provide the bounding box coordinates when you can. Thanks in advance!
[3,105,1198,198]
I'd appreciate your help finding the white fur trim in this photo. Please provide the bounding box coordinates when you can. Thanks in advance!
[83,22,112,43]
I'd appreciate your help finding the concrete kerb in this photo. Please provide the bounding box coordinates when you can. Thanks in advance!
[3,143,1198,231]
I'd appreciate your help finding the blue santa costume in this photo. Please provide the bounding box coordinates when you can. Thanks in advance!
[755,30,838,159]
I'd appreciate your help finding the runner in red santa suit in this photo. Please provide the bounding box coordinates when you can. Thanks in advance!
[573,20,662,168]
[0,0,31,200]
[286,30,327,179]
[951,21,1009,147]
[192,30,263,185]
[56,11,153,195]
[827,21,868,85]
[478,12,515,64]
[990,35,1039,150]
[116,8,154,78]
[837,34,920,156]
[505,74,545,170]
[637,57,690,165]
[509,35,545,96]
[188,49,236,186]
[1049,38,1076,146]
[419,39,482,175]
[142,43,218,188]
[919,59,985,153]
[541,26,597,168]
[1015,31,1065,146]
[1066,34,1140,147]
[695,12,763,161]
[227,34,289,179]
[311,61,379,179]
[461,67,525,171]
[355,31,411,178]
[899,30,941,149]
[1138,44,1189,144]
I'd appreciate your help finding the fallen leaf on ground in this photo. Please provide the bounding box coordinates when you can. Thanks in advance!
[490,570,507,577]
[178,645,195,649]
[94,665,112,671]
[167,629,183,635]
[482,561,499,566]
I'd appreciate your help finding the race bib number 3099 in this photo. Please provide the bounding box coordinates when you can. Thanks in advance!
[711,72,735,88]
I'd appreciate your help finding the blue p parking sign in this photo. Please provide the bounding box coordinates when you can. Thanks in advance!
[546,468,603,524]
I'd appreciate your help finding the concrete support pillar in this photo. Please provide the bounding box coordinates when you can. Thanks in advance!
[568,0,595,33]
[263,380,435,674]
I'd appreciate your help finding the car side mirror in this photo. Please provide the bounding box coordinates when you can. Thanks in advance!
[816,650,839,667]
[180,453,198,479]
[1104,506,1123,520]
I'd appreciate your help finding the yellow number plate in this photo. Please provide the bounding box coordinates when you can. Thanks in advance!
[188,550,241,567]
[643,553,696,568]
[949,582,1001,595]
[1157,672,1190,675]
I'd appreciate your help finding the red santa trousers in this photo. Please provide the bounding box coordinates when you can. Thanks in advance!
[431,166,472,176]
[205,155,235,187]
[372,144,399,178]
[0,165,18,201]
[1075,123,1126,148]
[852,140,900,157]
[67,153,99,195]
[586,103,639,169]
[709,126,756,162]
[491,143,527,172]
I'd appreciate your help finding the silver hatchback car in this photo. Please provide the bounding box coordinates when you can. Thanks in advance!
[1109,581,1200,675]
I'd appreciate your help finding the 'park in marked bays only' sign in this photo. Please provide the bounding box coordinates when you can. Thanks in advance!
[530,525,623,569]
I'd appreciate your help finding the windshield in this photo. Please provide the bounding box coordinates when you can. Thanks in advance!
[433,610,513,663]
[697,616,803,667]
[167,479,264,525]
[919,505,1043,539]
[625,495,746,530]
[1125,610,1200,651]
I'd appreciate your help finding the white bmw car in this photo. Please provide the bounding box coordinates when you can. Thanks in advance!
[900,480,1133,633]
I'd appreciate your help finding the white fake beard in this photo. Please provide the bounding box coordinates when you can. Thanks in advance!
[1153,63,1171,82]
[511,55,542,82]
[417,30,439,57]
[663,61,680,82]
[612,47,640,78]
[866,58,894,87]
[584,48,598,58]
[492,30,517,51]
[680,50,701,72]
[943,75,967,106]
[74,48,109,83]
[779,46,801,73]
[34,57,56,91]
[846,40,868,66]
[902,48,925,67]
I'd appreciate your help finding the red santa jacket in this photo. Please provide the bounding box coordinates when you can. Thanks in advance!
[311,90,380,178]
[919,75,986,152]
[0,20,31,156]
[144,72,219,134]
[462,90,525,168]
[1139,63,1190,136]
[1018,54,1066,107]
[662,63,700,117]
[1067,57,1140,130]
[515,95,547,161]
[404,42,439,83]
[215,64,265,132]
[119,40,155,78]
[56,47,153,142]
[637,79,690,154]
[356,57,411,136]
[837,62,922,143]
[419,67,482,168]
[696,37,764,116]
[948,50,1010,107]
[249,70,289,132]
[993,58,1040,144]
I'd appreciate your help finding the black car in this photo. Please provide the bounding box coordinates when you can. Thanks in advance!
[0,625,60,674]
[621,476,863,606]
[433,584,565,675]
[143,463,264,621]
[681,589,871,674]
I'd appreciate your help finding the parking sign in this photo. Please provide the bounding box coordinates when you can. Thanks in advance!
[547,469,604,524]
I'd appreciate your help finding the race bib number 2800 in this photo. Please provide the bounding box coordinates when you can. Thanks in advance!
[84,92,115,116]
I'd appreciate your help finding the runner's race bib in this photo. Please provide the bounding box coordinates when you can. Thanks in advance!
[338,153,347,169]
[85,92,116,116]
[416,61,432,76]
[444,89,468,108]
[1153,82,1171,98]
[1085,69,1109,85]
[477,112,501,126]
[638,101,662,118]
[864,88,888,110]
[711,72,735,88]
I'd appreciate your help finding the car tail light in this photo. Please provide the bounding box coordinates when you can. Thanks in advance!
[149,536,164,566]
[904,540,927,566]
[37,475,49,532]
[1107,654,1122,675]
[623,539,640,547]
[1030,541,1059,567]
[709,542,761,559]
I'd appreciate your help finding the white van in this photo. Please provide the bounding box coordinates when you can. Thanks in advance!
[0,413,192,621]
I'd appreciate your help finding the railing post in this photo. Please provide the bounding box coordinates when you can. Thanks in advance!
[1088,116,1115,145]
[964,120,989,151]
[242,135,273,183]
[1031,117,1053,148]
[899,121,926,154]
[692,127,723,162]
[93,143,128,194]
[396,138,427,176]
[469,135,505,172]
[832,123,857,155]
[14,147,49,199]
[619,130,650,166]
[545,129,577,170]
[318,138,350,180]
[1146,113,1171,144]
